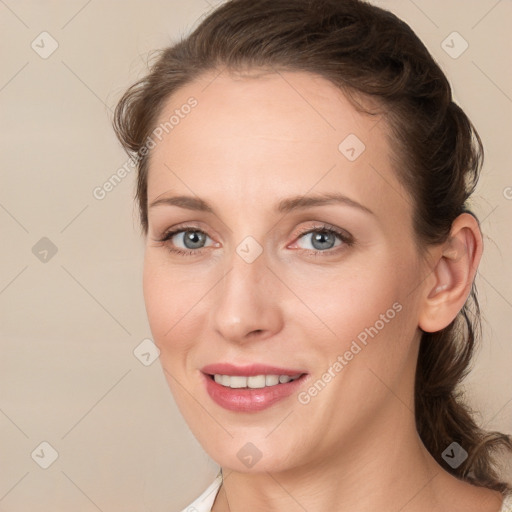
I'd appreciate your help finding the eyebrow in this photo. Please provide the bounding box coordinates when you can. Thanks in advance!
[149,192,374,216]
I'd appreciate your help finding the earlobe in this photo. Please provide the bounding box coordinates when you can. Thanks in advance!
[419,213,482,333]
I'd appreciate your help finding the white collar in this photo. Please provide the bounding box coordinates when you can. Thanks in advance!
[181,471,222,512]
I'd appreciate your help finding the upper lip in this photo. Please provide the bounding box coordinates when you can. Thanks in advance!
[201,363,307,377]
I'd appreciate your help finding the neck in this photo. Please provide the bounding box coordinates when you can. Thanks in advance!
[213,402,451,512]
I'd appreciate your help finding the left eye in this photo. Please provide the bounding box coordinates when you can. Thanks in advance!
[296,229,343,251]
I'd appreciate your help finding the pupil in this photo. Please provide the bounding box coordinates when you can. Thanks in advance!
[312,231,335,250]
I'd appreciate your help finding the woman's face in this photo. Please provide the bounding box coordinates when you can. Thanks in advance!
[144,70,429,473]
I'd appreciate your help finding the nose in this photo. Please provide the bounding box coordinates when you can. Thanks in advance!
[210,251,284,344]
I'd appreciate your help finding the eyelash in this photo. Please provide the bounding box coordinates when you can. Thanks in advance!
[156,224,354,257]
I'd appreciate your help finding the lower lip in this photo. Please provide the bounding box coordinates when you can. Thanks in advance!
[203,373,307,412]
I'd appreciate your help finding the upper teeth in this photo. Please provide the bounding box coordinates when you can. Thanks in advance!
[213,374,302,389]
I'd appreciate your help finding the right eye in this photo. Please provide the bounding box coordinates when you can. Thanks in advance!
[158,227,218,256]
[158,226,219,256]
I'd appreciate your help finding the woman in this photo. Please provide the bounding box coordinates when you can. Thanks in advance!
[113,0,512,510]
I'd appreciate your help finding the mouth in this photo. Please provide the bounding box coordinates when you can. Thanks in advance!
[208,373,303,389]
[201,363,308,412]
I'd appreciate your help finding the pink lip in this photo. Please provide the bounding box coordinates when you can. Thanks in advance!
[201,363,308,413]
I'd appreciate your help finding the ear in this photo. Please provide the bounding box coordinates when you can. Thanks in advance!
[418,213,483,333]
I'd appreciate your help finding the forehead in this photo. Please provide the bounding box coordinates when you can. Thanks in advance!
[147,69,411,225]
[152,69,378,152]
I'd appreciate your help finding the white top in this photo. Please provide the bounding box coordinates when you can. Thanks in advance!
[502,493,512,512]
[180,472,222,512]
[182,474,512,512]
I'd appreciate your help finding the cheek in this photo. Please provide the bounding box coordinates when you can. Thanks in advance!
[291,271,420,429]
[284,260,402,342]
[142,255,200,356]
[288,255,420,380]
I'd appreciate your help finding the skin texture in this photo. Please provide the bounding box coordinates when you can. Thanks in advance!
[142,70,502,511]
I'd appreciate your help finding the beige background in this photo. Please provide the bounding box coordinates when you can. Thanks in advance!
[0,0,511,510]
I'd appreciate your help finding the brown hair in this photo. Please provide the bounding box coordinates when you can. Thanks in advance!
[113,0,512,492]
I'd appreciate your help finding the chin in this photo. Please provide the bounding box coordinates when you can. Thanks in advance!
[199,432,304,474]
